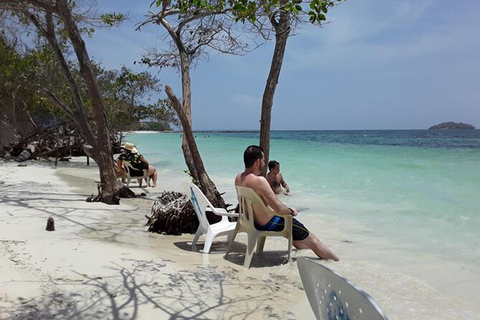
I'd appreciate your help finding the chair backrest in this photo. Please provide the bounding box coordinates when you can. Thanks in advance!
[297,257,388,320]
[183,183,212,230]
[82,144,94,158]
[236,186,276,230]
[123,160,146,178]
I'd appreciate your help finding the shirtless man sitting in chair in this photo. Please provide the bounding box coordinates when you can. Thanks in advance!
[235,145,339,261]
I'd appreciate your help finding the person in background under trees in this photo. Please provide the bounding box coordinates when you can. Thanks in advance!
[116,142,158,187]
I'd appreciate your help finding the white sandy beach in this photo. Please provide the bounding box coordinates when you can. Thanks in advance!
[1,158,479,319]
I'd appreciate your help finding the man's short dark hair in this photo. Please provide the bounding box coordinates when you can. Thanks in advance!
[244,145,264,168]
[268,160,279,171]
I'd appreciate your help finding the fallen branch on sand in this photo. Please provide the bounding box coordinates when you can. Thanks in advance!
[85,184,145,204]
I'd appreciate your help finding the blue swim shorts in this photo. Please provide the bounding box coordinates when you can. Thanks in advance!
[254,216,309,241]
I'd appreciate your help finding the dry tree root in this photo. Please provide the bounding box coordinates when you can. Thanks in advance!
[145,191,198,235]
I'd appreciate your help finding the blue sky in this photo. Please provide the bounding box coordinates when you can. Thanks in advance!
[84,0,480,130]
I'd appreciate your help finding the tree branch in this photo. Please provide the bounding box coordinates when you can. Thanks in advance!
[177,9,230,32]
[37,86,76,120]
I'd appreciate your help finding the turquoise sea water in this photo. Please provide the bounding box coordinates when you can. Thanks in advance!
[126,130,480,292]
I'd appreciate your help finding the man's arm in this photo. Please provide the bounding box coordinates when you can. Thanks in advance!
[279,173,290,193]
[139,156,149,166]
[255,177,296,216]
[115,155,123,171]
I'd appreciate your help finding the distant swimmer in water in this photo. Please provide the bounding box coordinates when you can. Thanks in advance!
[266,160,290,194]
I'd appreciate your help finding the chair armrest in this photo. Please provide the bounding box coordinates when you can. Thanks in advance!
[206,207,239,217]
[274,213,293,230]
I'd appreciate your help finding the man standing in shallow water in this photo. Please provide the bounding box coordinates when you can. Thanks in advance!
[235,145,339,261]
[266,160,290,194]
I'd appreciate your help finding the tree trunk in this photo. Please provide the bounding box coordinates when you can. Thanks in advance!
[259,9,291,176]
[6,1,119,204]
[178,42,200,183]
[145,12,226,208]
[11,85,19,133]
[165,85,225,208]
[160,20,223,207]
[156,17,200,182]
[56,0,118,203]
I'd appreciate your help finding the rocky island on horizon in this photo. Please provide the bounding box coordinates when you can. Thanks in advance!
[428,121,476,130]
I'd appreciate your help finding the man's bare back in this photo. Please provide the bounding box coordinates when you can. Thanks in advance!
[235,171,293,226]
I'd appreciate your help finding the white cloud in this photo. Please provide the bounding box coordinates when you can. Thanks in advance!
[284,0,480,72]
[393,0,433,22]
[229,94,261,109]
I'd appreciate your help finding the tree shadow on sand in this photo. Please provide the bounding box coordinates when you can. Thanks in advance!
[2,258,299,320]
[174,240,294,268]
[0,184,149,245]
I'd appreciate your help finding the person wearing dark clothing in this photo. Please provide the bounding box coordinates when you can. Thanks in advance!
[116,142,158,187]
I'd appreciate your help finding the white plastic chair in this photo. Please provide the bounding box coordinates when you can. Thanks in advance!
[225,186,293,269]
[297,257,388,320]
[183,183,238,253]
[123,160,150,187]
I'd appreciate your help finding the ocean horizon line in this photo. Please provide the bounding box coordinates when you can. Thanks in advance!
[127,127,480,134]
[127,129,480,150]
[190,128,479,133]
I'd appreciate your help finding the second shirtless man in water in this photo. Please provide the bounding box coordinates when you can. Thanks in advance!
[235,145,339,261]
[266,160,290,194]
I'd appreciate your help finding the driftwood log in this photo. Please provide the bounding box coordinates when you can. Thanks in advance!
[1,121,122,162]
[146,191,227,235]
[1,122,86,161]
[145,191,198,235]
[86,184,142,204]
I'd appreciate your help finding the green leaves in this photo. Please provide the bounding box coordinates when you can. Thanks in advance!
[0,38,62,117]
[100,13,126,27]
[79,27,96,38]
[155,0,344,25]
[305,0,343,24]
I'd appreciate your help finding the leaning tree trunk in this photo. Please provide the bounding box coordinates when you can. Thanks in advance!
[57,0,118,203]
[259,8,291,176]
[173,32,200,185]
[165,85,225,208]
[8,0,119,204]
[155,16,199,182]
[154,12,225,207]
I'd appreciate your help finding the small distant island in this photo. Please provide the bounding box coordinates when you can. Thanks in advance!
[428,122,476,130]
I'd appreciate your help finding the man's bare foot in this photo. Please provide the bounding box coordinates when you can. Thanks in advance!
[319,245,339,261]
[306,235,340,261]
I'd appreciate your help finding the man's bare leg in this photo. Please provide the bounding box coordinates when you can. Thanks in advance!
[148,166,158,188]
[293,242,309,250]
[294,233,339,261]
[115,168,127,183]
